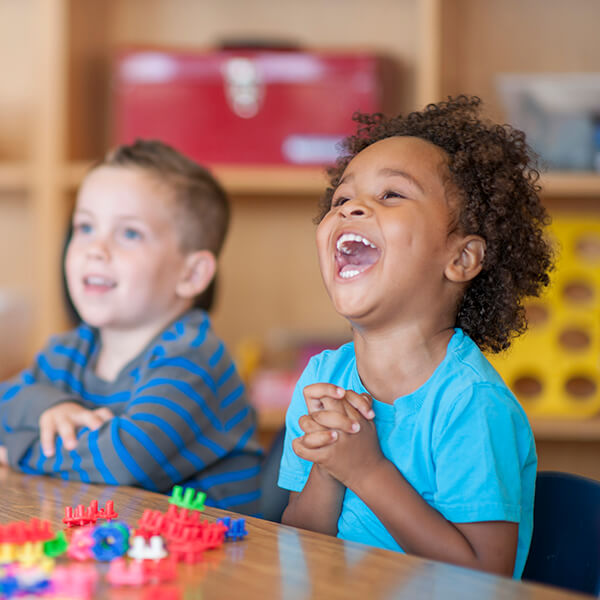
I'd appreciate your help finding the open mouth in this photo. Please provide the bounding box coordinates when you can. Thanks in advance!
[83,275,117,291]
[335,232,381,280]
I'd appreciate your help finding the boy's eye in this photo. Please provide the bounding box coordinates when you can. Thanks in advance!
[73,223,92,235]
[123,228,142,240]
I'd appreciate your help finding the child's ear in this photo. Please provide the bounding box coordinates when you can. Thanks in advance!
[176,250,217,299]
[445,235,486,283]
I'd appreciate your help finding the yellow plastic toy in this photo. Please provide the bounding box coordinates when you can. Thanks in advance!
[488,215,600,418]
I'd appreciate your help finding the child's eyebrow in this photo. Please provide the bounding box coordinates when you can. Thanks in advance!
[379,168,424,194]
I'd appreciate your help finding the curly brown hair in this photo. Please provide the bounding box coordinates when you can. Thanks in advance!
[317,96,554,353]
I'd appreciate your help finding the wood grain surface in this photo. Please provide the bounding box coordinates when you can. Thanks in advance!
[0,467,588,599]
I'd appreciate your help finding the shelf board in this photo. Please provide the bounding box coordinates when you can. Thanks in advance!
[531,417,600,442]
[53,162,600,199]
[540,172,600,197]
[54,163,600,199]
[0,163,30,191]
[63,161,328,196]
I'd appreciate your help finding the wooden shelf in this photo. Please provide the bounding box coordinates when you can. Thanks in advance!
[531,417,600,442]
[541,172,600,198]
[64,161,328,197]
[0,163,30,192]
[62,163,600,199]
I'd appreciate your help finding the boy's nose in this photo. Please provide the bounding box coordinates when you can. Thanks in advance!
[85,238,111,261]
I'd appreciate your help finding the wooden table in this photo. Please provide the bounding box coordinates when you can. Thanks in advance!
[0,467,588,599]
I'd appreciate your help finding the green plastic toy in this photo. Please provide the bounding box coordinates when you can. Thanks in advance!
[168,485,206,511]
[43,530,68,557]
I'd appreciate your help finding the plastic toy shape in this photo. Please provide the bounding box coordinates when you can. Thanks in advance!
[168,486,206,511]
[67,527,95,561]
[15,541,44,567]
[1,565,52,597]
[90,521,130,561]
[63,500,118,527]
[43,530,68,557]
[135,509,166,538]
[63,505,97,527]
[52,563,99,599]
[91,499,118,521]
[106,558,147,586]
[0,519,54,544]
[217,517,248,541]
[127,535,168,560]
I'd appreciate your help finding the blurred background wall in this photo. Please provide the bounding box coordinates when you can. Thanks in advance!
[1,0,600,464]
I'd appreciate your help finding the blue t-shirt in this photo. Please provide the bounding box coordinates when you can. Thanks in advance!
[278,329,537,578]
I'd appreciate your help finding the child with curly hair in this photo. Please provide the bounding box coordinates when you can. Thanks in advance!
[278,96,554,576]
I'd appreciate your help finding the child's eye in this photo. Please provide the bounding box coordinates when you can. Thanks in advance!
[73,222,92,235]
[382,190,406,201]
[332,196,350,208]
[122,228,142,241]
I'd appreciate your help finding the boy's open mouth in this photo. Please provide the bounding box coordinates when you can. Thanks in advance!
[335,233,380,279]
[83,275,117,291]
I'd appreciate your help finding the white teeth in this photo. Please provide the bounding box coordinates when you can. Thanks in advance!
[340,269,360,279]
[336,233,377,252]
[85,276,114,286]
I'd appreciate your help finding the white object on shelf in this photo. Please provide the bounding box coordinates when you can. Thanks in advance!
[496,73,600,171]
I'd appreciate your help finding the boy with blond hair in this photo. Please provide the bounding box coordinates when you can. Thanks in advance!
[0,140,261,514]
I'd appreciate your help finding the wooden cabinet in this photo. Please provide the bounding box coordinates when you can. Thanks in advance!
[1,0,600,470]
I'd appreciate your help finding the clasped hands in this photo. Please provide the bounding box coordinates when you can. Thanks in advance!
[292,383,385,489]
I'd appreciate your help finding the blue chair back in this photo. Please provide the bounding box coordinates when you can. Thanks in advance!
[259,427,290,522]
[522,470,600,595]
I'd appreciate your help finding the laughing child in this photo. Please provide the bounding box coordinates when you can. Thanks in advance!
[0,140,262,514]
[278,96,554,575]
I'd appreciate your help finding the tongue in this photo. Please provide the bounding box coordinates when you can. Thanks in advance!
[338,242,379,268]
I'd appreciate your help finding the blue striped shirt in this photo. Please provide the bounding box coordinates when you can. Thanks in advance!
[0,309,262,515]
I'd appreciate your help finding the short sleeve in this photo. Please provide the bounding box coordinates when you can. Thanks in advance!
[277,359,318,493]
[431,383,534,524]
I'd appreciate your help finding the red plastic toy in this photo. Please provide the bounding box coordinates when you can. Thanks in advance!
[63,500,118,527]
[0,518,54,544]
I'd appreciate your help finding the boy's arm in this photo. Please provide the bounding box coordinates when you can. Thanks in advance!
[0,362,88,460]
[1,374,83,430]
[3,344,256,492]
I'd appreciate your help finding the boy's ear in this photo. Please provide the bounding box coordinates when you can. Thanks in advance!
[176,250,217,299]
[445,235,486,283]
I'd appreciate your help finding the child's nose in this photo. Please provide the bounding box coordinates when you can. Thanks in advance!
[340,198,372,218]
[85,237,111,261]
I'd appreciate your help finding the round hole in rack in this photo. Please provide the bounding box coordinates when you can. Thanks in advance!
[525,303,549,327]
[562,281,594,305]
[564,375,597,400]
[512,375,543,399]
[558,327,591,351]
[575,234,600,262]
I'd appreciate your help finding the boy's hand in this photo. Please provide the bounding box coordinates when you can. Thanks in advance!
[39,403,114,457]
[294,402,384,489]
[0,446,7,466]
[303,383,375,420]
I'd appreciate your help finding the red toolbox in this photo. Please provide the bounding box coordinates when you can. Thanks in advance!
[111,46,393,166]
